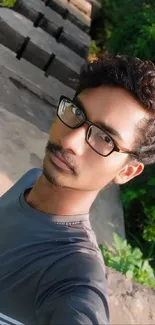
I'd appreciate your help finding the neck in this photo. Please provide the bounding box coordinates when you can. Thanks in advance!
[25,173,98,216]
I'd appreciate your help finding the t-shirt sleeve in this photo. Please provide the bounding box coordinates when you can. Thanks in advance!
[35,253,109,325]
[46,285,108,325]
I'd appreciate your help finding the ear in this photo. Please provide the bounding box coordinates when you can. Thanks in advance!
[114,161,144,185]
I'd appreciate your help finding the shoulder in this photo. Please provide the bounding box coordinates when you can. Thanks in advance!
[69,252,108,298]
[37,250,107,297]
[35,252,109,324]
[68,251,106,281]
[0,168,42,202]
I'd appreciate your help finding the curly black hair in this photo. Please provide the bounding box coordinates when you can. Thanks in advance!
[76,54,155,165]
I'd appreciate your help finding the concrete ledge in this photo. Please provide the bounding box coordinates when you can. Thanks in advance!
[67,3,91,33]
[44,0,91,33]
[0,44,74,106]
[0,9,84,89]
[14,0,90,58]
[90,183,125,245]
[70,0,92,17]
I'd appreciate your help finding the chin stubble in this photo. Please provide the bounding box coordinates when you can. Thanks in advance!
[42,161,69,188]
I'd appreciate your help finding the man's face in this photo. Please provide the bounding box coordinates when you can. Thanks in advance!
[43,86,148,191]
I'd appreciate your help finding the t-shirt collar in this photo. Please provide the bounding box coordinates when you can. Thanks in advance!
[19,190,89,224]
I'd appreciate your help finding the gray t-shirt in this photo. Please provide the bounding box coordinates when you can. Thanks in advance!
[0,168,109,325]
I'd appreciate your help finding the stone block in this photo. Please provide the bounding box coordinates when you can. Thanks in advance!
[68,3,91,33]
[14,0,90,58]
[0,44,74,106]
[59,31,88,59]
[70,0,92,17]
[43,1,90,45]
[46,0,91,33]
[0,9,84,89]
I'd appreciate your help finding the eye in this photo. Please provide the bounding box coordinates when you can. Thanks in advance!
[72,106,83,117]
[104,135,112,143]
[100,133,113,147]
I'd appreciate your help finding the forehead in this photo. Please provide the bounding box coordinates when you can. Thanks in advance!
[78,85,149,147]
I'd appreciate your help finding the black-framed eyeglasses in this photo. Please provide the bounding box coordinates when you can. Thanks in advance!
[57,96,138,158]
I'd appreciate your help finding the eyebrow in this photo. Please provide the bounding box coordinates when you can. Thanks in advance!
[73,96,124,142]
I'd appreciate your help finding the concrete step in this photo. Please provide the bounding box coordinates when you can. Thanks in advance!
[14,0,90,58]
[0,44,74,106]
[42,0,91,33]
[0,8,84,90]
[69,0,92,17]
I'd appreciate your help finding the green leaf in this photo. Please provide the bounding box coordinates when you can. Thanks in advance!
[113,233,128,251]
[99,232,155,289]
[147,178,155,186]
[139,189,147,195]
[0,0,16,7]
[132,247,143,260]
[126,270,134,279]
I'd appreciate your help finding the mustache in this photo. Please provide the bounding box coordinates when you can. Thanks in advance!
[46,141,80,176]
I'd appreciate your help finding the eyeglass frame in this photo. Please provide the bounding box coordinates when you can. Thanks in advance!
[56,95,138,158]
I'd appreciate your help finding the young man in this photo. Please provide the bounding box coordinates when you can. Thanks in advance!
[0,54,155,325]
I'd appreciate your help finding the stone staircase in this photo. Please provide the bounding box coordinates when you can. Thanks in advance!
[14,0,90,58]
[0,0,100,99]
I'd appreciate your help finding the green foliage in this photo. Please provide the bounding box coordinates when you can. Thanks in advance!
[91,0,141,54]
[91,0,155,60]
[89,41,100,57]
[0,0,16,7]
[100,233,155,288]
[143,224,155,243]
[92,0,155,288]
[120,170,155,267]
[106,5,155,60]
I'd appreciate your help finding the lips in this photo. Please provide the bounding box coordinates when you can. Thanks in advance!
[50,151,74,172]
[56,152,73,169]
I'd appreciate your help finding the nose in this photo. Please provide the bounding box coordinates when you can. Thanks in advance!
[60,124,88,156]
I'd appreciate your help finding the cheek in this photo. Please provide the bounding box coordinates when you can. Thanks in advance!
[49,119,64,140]
[87,150,122,171]
[85,152,125,186]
